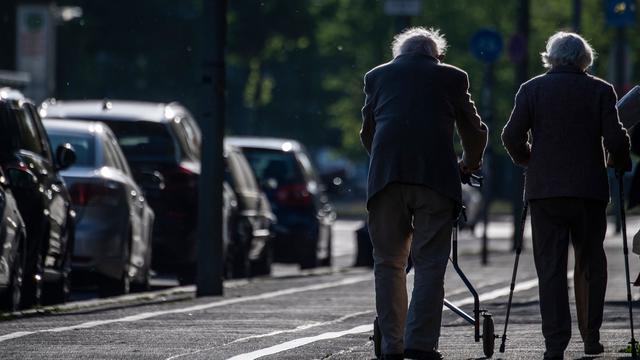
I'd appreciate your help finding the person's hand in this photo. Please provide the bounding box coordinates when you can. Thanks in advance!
[459,159,481,175]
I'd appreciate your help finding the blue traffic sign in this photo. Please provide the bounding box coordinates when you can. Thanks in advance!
[470,29,503,63]
[606,0,636,27]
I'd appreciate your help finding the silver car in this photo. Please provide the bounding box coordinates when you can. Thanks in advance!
[43,119,155,296]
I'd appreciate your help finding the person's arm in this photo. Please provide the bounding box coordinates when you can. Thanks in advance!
[360,73,376,155]
[454,71,488,171]
[502,85,532,167]
[602,84,632,171]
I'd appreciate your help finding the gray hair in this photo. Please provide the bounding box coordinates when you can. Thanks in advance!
[392,27,447,58]
[541,32,595,70]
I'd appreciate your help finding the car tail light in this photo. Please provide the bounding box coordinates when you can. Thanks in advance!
[69,182,120,206]
[163,163,199,191]
[276,183,313,208]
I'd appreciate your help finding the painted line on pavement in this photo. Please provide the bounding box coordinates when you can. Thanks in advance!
[0,274,373,344]
[224,272,574,360]
[165,274,510,359]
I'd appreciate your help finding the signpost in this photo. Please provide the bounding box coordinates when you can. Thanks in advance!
[606,0,636,233]
[384,0,421,35]
[470,29,503,265]
[197,0,226,296]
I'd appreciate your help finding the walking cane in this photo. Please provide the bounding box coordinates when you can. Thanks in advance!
[616,170,639,358]
[499,176,528,353]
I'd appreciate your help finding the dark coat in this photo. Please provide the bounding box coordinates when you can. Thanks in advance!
[502,65,631,203]
[360,53,488,207]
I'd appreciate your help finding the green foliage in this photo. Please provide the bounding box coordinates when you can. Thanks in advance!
[54,0,640,160]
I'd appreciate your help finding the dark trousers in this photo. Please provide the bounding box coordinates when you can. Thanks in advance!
[529,198,608,356]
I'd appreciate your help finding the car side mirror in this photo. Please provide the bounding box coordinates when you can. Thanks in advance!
[139,171,165,191]
[6,167,38,191]
[56,143,76,170]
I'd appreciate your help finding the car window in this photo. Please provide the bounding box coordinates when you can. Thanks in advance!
[102,120,177,163]
[102,137,118,168]
[183,117,201,159]
[295,150,319,183]
[26,104,54,162]
[0,102,20,158]
[48,132,96,167]
[235,150,258,191]
[241,148,305,186]
[17,106,44,155]
[171,118,194,160]
[107,131,132,176]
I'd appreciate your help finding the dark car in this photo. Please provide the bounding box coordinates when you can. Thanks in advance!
[0,167,27,311]
[41,100,200,284]
[44,120,155,296]
[224,143,275,277]
[226,137,336,269]
[0,89,76,307]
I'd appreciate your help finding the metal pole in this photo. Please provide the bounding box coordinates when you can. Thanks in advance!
[613,26,626,234]
[511,0,529,250]
[197,0,226,297]
[572,0,581,33]
[481,62,494,265]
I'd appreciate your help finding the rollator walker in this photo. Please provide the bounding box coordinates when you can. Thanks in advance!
[371,173,497,358]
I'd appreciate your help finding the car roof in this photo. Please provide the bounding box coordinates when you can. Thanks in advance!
[43,118,109,137]
[225,136,303,152]
[0,87,26,102]
[40,99,188,123]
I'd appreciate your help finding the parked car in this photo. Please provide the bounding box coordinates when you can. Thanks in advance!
[41,100,200,284]
[0,89,76,306]
[0,166,27,311]
[224,143,275,277]
[44,119,155,296]
[226,137,336,269]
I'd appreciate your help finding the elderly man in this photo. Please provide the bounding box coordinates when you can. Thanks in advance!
[361,27,488,360]
[502,32,631,360]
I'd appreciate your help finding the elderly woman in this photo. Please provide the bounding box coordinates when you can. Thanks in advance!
[502,32,631,360]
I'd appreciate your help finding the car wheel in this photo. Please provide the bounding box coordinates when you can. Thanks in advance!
[42,248,71,305]
[229,220,251,279]
[177,263,196,285]
[21,252,43,309]
[250,241,272,277]
[319,228,333,267]
[98,236,131,297]
[1,237,25,312]
[299,229,319,270]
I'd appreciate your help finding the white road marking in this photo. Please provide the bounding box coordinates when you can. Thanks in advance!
[224,272,575,360]
[0,274,373,344]
[226,325,373,360]
[165,310,374,360]
[164,278,510,360]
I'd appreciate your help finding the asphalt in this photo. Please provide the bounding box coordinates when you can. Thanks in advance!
[0,218,639,359]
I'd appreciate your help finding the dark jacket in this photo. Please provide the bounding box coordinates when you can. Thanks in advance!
[360,53,488,207]
[502,65,631,202]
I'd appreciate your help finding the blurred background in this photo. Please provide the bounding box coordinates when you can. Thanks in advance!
[2,0,638,214]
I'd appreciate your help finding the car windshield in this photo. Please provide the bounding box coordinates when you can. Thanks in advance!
[241,148,305,186]
[48,132,96,167]
[101,120,176,162]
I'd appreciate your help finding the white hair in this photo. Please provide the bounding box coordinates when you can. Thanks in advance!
[541,31,595,70]
[392,27,447,58]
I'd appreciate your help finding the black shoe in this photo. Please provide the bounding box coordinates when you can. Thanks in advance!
[404,348,443,360]
[543,354,563,360]
[381,354,404,360]
[584,342,604,355]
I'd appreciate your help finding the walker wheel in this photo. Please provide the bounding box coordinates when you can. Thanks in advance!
[373,317,381,358]
[482,314,495,358]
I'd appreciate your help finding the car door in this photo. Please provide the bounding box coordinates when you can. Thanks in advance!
[20,103,70,270]
[0,170,22,287]
[104,130,147,270]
